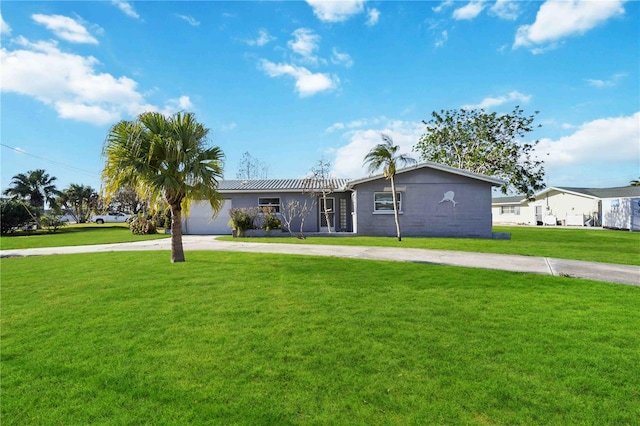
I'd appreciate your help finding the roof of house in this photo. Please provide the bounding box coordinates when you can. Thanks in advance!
[491,195,527,205]
[218,179,351,193]
[345,161,506,188]
[492,186,640,205]
[218,162,505,193]
[551,186,640,198]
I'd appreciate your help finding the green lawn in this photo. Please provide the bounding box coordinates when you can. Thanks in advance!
[0,223,169,250]
[2,251,639,425]
[221,226,640,266]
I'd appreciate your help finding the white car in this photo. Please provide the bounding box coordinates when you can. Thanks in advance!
[92,212,131,224]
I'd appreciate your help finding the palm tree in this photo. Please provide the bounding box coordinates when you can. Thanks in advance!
[363,134,416,241]
[59,184,98,223]
[102,111,225,262]
[3,169,60,211]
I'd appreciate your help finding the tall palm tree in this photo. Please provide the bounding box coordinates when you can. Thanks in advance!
[102,111,225,262]
[363,134,416,241]
[3,169,60,211]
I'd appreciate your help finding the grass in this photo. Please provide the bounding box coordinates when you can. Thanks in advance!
[0,223,169,250]
[220,226,640,266]
[2,251,639,425]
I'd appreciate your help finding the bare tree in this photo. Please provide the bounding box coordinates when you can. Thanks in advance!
[303,159,336,233]
[236,151,269,180]
[280,199,314,239]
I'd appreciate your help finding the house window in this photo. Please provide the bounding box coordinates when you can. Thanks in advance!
[340,198,347,230]
[374,192,402,213]
[258,197,280,213]
[500,206,520,215]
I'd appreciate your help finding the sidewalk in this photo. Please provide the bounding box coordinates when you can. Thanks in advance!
[1,236,638,286]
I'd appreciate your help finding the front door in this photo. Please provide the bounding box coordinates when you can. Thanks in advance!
[319,197,335,232]
[535,205,543,225]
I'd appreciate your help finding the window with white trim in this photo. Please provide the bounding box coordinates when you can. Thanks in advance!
[374,192,402,213]
[500,206,520,215]
[258,197,280,213]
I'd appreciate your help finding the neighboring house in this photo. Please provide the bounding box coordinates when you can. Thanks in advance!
[183,162,505,238]
[492,186,640,230]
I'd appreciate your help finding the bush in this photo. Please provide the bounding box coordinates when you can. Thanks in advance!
[129,216,157,235]
[0,199,37,235]
[228,208,258,237]
[260,207,282,232]
[151,209,170,229]
[40,213,66,233]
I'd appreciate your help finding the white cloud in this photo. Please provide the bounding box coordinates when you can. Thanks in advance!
[326,122,346,133]
[514,0,626,50]
[326,118,378,133]
[222,122,237,131]
[462,91,531,110]
[288,28,321,64]
[535,112,640,167]
[1,13,11,35]
[331,48,353,68]
[0,37,178,125]
[306,0,365,23]
[32,14,98,44]
[452,1,485,20]
[586,72,627,88]
[433,0,454,14]
[246,29,275,47]
[56,101,120,124]
[330,118,422,178]
[111,1,140,19]
[177,15,200,27]
[366,8,380,26]
[259,59,338,97]
[435,30,448,48]
[489,0,520,20]
[160,96,194,115]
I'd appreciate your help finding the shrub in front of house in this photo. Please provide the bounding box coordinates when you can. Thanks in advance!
[228,208,258,237]
[260,207,282,232]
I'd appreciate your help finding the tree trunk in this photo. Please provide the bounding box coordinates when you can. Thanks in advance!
[322,192,332,233]
[390,176,402,242]
[170,203,186,263]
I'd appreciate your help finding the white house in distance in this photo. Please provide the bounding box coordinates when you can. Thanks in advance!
[492,186,640,230]
[183,161,506,238]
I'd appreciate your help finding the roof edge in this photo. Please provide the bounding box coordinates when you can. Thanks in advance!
[346,161,506,188]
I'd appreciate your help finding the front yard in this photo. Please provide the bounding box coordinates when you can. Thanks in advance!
[2,251,639,424]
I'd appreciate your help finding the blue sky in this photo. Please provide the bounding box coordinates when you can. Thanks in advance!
[1,0,638,195]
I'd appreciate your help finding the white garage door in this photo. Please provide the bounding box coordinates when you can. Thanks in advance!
[183,200,232,235]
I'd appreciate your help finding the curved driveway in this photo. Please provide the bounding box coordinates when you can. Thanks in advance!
[1,236,638,286]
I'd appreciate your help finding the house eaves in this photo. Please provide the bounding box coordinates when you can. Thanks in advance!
[346,161,506,188]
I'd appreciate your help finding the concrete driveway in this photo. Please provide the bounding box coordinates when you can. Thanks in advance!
[1,236,638,286]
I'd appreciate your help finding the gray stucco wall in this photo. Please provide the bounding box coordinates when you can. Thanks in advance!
[222,191,352,233]
[352,168,494,238]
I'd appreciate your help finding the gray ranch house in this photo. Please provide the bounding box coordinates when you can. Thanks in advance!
[183,162,505,238]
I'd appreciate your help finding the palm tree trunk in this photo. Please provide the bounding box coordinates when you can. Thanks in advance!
[390,176,402,242]
[170,203,186,263]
